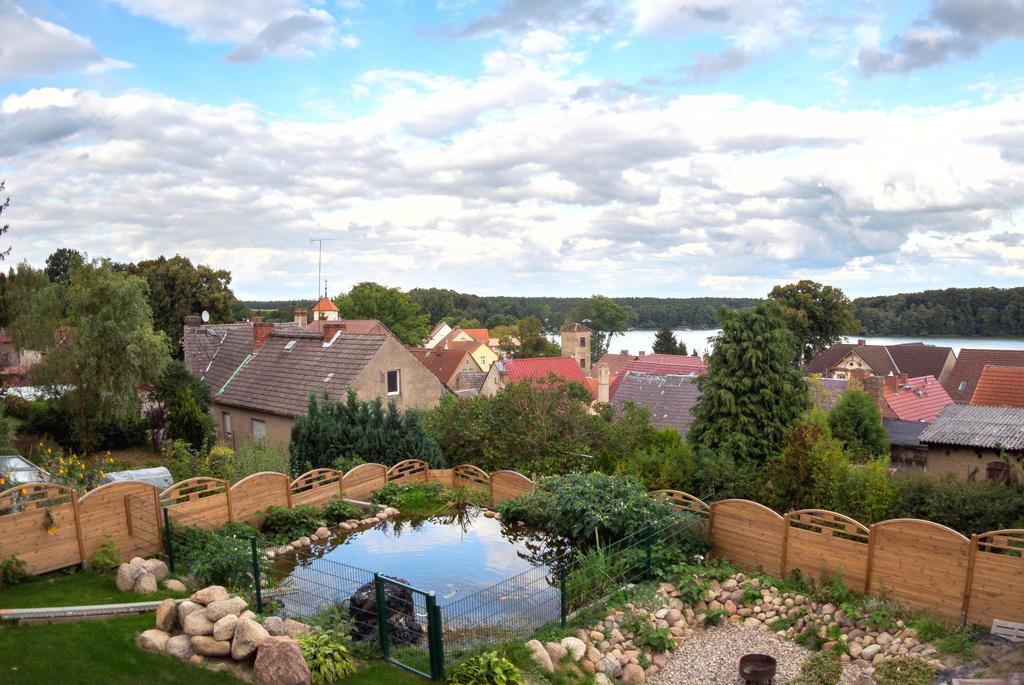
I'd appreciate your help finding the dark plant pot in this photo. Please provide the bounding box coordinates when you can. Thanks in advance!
[739,653,777,684]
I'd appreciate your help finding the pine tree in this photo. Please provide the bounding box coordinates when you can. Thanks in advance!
[828,388,889,461]
[653,325,679,354]
[688,302,810,463]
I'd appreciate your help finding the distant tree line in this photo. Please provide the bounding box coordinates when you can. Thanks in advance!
[853,287,1024,337]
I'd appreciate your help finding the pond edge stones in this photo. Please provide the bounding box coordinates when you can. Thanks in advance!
[266,505,401,559]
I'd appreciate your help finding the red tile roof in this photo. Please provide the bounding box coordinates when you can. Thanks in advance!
[458,328,491,345]
[306,319,390,336]
[609,354,707,400]
[498,357,592,397]
[410,347,472,386]
[970,365,1024,409]
[882,375,953,422]
[944,349,1024,403]
[312,296,339,313]
[561,322,591,332]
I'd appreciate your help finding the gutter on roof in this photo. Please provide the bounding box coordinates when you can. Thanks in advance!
[217,353,253,395]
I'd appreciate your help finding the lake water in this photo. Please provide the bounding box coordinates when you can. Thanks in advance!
[606,329,1024,357]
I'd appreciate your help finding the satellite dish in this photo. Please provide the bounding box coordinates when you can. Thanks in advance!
[201,310,210,323]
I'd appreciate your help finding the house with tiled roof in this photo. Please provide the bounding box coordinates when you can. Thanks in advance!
[423,322,452,349]
[185,318,445,447]
[612,372,701,436]
[479,356,595,399]
[444,339,498,372]
[944,349,1024,403]
[919,405,1024,481]
[806,340,955,386]
[970,365,1024,409]
[409,347,479,388]
[609,353,707,401]
[560,322,592,373]
[311,294,341,321]
[863,374,953,423]
[883,418,929,468]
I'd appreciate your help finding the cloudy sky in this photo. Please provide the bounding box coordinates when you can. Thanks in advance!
[2,0,1023,300]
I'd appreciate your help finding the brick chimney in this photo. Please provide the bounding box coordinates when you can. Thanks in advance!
[639,351,645,357]
[184,315,202,328]
[293,308,308,327]
[857,339,866,345]
[322,322,346,341]
[253,322,274,350]
[863,376,885,409]
[597,363,610,403]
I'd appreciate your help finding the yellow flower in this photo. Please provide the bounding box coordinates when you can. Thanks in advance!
[20,488,27,495]
[46,448,52,454]
[47,527,57,536]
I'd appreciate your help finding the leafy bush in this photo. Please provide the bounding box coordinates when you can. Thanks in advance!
[260,505,322,545]
[889,472,1024,534]
[21,397,148,452]
[832,457,894,524]
[166,385,214,452]
[371,482,447,517]
[89,535,122,573]
[171,524,268,589]
[615,435,694,491]
[703,609,729,626]
[4,394,30,420]
[446,485,488,511]
[0,554,28,587]
[908,617,948,643]
[792,650,842,685]
[632,625,675,652]
[299,629,356,685]
[232,440,289,478]
[872,656,936,685]
[828,388,888,461]
[937,628,977,659]
[447,651,524,685]
[497,473,679,545]
[321,496,361,523]
[766,410,848,512]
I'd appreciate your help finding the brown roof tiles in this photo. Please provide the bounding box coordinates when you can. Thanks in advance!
[944,349,1024,403]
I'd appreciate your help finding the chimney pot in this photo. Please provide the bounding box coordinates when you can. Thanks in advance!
[184,315,202,328]
[294,308,308,327]
[597,363,610,403]
[639,351,645,356]
[857,339,866,345]
[252,322,274,350]
[322,322,346,341]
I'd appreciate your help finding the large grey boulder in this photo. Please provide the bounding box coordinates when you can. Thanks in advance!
[263,616,285,636]
[190,585,229,605]
[183,611,214,636]
[177,599,203,625]
[142,558,168,581]
[155,598,177,632]
[190,635,232,657]
[139,629,170,653]
[163,578,188,593]
[253,636,311,685]
[204,596,247,622]
[283,619,311,638]
[165,634,194,660]
[525,639,553,672]
[116,563,135,592]
[133,573,158,594]
[213,614,239,641]
[232,618,270,660]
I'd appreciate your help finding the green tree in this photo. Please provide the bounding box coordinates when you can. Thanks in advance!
[334,281,430,346]
[167,385,215,452]
[689,302,810,463]
[766,410,848,512]
[20,264,170,451]
[769,280,859,364]
[652,325,687,355]
[290,390,443,475]
[827,388,888,461]
[500,315,561,358]
[153,360,212,410]
[566,294,628,362]
[0,262,51,334]
[408,287,456,324]
[128,255,235,353]
[44,248,87,283]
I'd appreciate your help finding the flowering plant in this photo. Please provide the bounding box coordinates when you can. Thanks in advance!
[31,443,119,494]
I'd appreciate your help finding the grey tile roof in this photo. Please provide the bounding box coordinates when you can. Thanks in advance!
[611,371,701,435]
[919,404,1024,450]
[883,418,927,449]
[183,322,302,394]
[453,370,487,391]
[214,331,386,417]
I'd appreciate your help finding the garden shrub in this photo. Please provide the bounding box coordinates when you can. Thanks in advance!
[0,554,28,587]
[89,534,122,573]
[497,473,681,545]
[299,629,356,685]
[937,628,977,659]
[872,656,936,685]
[445,485,489,511]
[232,439,289,478]
[908,617,948,643]
[167,386,215,453]
[792,650,842,685]
[3,394,29,420]
[889,472,1024,535]
[260,505,322,545]
[22,397,148,452]
[615,435,694,491]
[320,496,361,523]
[827,388,888,461]
[170,524,267,589]
[447,651,524,685]
[831,457,894,524]
[371,481,447,517]
[702,609,728,626]
[766,410,848,512]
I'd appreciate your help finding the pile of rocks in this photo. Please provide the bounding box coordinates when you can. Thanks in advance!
[138,585,313,685]
[697,573,945,673]
[525,571,948,684]
[115,556,187,594]
[265,507,400,559]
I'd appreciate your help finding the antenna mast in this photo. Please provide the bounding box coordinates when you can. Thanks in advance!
[309,237,342,301]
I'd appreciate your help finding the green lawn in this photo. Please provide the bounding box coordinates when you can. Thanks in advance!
[0,613,428,685]
[0,569,187,609]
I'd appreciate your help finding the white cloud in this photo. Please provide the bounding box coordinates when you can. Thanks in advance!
[0,1,130,79]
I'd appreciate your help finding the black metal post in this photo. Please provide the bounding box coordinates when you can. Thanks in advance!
[559,563,568,626]
[250,537,263,613]
[374,573,391,659]
[162,508,175,573]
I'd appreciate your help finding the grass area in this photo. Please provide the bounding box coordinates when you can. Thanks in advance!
[0,569,187,609]
[341,663,427,684]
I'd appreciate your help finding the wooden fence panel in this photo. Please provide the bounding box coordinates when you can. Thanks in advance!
[966,530,1024,627]
[784,510,870,592]
[427,468,454,487]
[489,470,534,505]
[231,473,290,526]
[78,481,162,563]
[160,477,230,531]
[453,464,490,491]
[650,490,710,518]
[0,483,82,575]
[710,500,785,576]
[343,463,387,502]
[868,520,970,624]
[387,459,429,484]
[290,469,342,508]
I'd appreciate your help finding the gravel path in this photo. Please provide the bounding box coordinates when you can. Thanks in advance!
[649,623,871,685]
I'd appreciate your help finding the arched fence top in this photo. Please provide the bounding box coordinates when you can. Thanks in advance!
[0,481,76,516]
[489,470,534,483]
[386,459,429,481]
[975,529,1024,558]
[650,490,710,517]
[712,498,785,522]
[343,462,387,480]
[871,518,971,544]
[289,468,341,491]
[160,477,229,505]
[232,471,289,489]
[787,509,870,544]
[78,480,158,503]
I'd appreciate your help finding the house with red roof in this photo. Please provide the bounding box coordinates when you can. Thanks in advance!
[865,374,953,422]
[311,295,341,322]
[970,365,1024,409]
[479,356,596,399]
[944,349,1024,403]
[608,353,707,401]
[409,347,480,388]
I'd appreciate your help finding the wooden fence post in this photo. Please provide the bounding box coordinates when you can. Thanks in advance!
[707,503,717,558]
[864,524,877,594]
[70,491,87,570]
[225,481,234,523]
[780,513,791,576]
[286,476,294,509]
[124,495,134,537]
[960,534,979,628]
[152,486,163,551]
[337,469,344,499]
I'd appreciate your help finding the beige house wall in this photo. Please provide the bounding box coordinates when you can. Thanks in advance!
[351,336,446,411]
[461,343,498,372]
[922,446,1024,481]
[212,403,294,451]
[935,352,956,387]
[561,330,591,374]
[442,354,483,387]
[479,364,506,397]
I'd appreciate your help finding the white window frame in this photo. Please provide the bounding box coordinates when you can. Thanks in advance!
[387,369,401,396]
[251,418,267,443]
